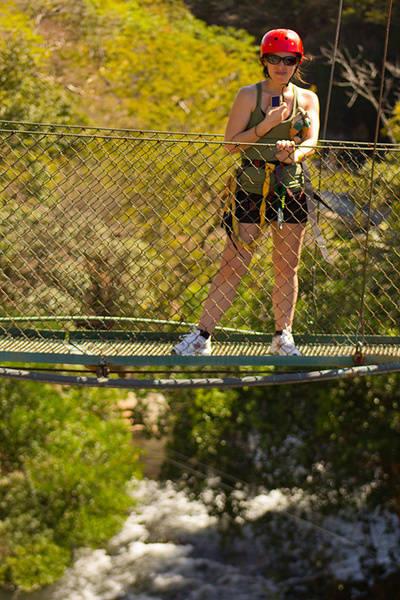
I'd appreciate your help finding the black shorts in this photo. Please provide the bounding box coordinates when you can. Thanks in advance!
[233,188,308,225]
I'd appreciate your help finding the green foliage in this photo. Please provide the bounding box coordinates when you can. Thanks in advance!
[388,101,400,142]
[1,0,398,136]
[0,5,82,124]
[0,0,260,132]
[99,0,258,131]
[162,372,400,516]
[0,380,140,591]
[5,539,70,591]
[342,0,395,25]
[186,0,400,44]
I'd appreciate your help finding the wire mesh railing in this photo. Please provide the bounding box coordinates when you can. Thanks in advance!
[0,121,399,365]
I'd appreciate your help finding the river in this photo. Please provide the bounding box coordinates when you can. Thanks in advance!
[3,475,399,600]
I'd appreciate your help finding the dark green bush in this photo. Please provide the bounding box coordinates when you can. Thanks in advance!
[0,380,140,592]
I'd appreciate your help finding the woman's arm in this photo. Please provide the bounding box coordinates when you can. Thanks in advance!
[294,89,320,162]
[275,89,320,163]
[224,85,289,154]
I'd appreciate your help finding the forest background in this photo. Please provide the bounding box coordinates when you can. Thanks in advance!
[0,0,399,598]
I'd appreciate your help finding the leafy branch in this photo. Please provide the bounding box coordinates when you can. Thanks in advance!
[321,45,400,142]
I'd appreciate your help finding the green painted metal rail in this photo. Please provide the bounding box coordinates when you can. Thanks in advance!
[0,123,399,385]
[0,328,399,368]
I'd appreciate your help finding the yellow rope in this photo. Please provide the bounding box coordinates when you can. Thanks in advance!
[223,162,275,252]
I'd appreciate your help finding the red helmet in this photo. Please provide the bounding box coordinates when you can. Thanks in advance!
[260,29,304,63]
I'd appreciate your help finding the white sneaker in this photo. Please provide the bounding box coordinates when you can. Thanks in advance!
[172,328,212,356]
[270,328,301,356]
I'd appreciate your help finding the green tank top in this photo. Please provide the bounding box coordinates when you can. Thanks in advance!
[238,82,304,194]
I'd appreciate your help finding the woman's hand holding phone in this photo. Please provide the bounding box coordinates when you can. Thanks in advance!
[263,102,288,131]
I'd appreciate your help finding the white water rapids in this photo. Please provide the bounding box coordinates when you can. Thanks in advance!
[7,477,399,600]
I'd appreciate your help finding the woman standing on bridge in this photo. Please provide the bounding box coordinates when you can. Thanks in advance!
[173,28,320,356]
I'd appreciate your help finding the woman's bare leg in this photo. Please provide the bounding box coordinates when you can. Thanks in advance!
[271,222,306,331]
[198,224,260,333]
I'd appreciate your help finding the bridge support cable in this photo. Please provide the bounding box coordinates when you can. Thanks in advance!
[1,362,400,390]
[357,0,394,340]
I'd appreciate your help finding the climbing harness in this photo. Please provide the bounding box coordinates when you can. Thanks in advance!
[221,160,298,251]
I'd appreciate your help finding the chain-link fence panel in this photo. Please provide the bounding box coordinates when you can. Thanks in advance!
[0,122,399,361]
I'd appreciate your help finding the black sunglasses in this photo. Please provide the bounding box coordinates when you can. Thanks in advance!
[263,54,299,66]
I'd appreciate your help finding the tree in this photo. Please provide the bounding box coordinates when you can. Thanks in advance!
[0,380,140,592]
[320,45,400,142]
[0,5,82,124]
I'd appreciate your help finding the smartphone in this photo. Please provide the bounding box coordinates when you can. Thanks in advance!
[271,95,281,107]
